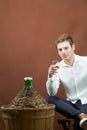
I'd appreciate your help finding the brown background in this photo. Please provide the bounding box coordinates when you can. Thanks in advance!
[0,0,87,130]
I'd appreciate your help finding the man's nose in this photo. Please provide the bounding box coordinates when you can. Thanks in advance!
[62,49,66,53]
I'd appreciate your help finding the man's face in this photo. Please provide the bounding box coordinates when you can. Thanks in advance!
[57,41,75,61]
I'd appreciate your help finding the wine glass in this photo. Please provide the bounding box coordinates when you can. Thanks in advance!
[51,60,58,65]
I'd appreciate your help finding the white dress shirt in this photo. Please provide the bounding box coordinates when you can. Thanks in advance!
[46,54,87,104]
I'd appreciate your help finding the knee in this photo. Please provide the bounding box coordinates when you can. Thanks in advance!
[47,96,57,104]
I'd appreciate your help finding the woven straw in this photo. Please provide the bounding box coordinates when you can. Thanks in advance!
[7,87,48,108]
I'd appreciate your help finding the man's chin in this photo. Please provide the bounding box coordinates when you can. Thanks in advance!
[63,57,68,60]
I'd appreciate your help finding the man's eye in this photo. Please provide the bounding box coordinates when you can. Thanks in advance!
[65,47,68,50]
[59,49,62,51]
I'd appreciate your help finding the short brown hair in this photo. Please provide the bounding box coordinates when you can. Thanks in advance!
[55,34,73,46]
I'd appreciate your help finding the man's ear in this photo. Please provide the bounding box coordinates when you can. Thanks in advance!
[72,43,75,51]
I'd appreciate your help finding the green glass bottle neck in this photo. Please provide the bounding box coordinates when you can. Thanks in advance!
[24,80,32,88]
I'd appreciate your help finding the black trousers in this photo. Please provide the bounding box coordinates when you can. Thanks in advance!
[47,96,87,130]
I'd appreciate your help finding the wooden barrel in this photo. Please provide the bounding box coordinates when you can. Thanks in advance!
[1,104,55,130]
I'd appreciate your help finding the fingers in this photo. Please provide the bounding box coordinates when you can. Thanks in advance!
[48,65,59,77]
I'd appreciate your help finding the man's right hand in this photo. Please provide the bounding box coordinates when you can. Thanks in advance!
[48,65,59,78]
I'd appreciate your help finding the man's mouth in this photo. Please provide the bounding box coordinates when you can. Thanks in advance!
[63,55,68,58]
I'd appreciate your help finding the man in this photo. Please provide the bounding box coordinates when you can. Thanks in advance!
[46,34,87,130]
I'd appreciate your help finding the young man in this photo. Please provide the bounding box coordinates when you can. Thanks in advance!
[46,34,87,130]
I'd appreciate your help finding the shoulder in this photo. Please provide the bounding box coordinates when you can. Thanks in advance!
[78,55,87,59]
[76,54,87,62]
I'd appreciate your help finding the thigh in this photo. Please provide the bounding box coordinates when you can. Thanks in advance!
[47,96,74,108]
[47,96,81,118]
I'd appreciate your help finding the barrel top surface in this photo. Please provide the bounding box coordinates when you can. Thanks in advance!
[1,104,55,111]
